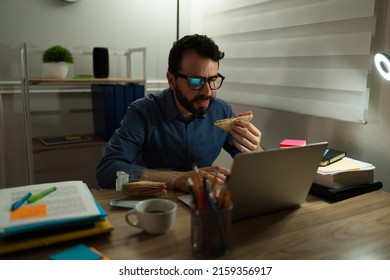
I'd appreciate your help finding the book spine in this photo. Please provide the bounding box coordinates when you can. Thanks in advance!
[114,85,125,129]
[91,85,116,141]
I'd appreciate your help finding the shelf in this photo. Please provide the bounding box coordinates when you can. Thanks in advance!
[18,45,146,186]
[29,77,144,85]
[32,135,107,153]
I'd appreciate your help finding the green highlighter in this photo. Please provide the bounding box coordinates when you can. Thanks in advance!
[27,186,57,203]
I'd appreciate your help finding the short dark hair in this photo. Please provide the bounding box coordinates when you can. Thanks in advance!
[168,34,225,73]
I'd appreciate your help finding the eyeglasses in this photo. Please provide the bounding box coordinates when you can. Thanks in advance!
[174,72,225,90]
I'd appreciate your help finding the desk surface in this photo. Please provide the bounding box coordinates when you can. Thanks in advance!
[2,189,390,260]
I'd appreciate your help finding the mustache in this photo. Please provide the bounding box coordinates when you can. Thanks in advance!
[192,95,213,102]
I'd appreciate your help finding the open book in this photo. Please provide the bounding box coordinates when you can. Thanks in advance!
[0,181,106,237]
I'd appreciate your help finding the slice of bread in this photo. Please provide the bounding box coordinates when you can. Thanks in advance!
[214,111,253,132]
[122,180,167,196]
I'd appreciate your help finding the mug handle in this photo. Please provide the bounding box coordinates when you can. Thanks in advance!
[125,209,141,228]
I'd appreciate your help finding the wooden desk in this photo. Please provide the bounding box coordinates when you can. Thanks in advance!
[2,189,390,260]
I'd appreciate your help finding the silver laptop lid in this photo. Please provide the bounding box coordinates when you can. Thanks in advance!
[228,142,328,221]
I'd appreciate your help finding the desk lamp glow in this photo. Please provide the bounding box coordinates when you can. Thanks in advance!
[374,52,390,81]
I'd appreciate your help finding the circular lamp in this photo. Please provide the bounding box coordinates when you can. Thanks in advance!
[374,52,390,81]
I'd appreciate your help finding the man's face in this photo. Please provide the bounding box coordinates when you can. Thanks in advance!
[167,50,219,118]
[174,84,215,116]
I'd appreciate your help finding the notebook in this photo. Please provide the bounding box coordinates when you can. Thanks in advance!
[179,142,328,221]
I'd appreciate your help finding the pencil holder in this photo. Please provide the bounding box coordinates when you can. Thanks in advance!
[191,204,233,258]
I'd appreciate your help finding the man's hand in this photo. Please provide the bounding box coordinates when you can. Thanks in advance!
[172,166,230,192]
[230,120,263,152]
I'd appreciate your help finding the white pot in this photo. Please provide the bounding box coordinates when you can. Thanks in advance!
[43,62,70,78]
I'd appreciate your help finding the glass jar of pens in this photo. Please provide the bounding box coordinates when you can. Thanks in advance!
[188,167,233,258]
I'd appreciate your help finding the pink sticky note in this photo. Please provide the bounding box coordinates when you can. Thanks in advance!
[280,139,306,148]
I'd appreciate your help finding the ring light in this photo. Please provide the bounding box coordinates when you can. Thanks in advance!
[374,52,390,81]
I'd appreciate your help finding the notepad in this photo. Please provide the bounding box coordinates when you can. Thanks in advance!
[39,135,92,146]
[320,148,346,167]
[50,244,103,260]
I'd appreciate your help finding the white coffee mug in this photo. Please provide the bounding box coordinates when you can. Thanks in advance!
[125,198,177,234]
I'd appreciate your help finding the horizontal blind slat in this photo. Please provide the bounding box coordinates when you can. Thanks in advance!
[194,0,376,122]
[221,33,372,58]
[205,0,375,36]
[222,68,368,91]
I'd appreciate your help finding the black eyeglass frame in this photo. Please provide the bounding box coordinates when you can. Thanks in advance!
[173,72,225,90]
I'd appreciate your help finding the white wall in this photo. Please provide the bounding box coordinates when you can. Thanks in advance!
[0,0,177,81]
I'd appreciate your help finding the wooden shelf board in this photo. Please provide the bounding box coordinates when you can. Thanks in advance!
[29,77,144,85]
[33,135,107,153]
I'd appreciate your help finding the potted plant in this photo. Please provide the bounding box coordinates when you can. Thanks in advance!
[42,45,74,78]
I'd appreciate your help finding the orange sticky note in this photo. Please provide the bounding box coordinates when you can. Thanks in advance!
[10,204,48,220]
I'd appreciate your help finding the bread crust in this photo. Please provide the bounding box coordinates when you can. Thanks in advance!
[214,111,253,132]
[122,180,167,196]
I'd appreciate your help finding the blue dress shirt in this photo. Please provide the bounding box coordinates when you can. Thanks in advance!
[96,88,240,188]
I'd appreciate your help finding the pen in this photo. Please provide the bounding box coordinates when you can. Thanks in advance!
[323,148,329,156]
[10,192,32,210]
[27,186,57,203]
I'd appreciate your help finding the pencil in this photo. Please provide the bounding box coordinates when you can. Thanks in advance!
[223,190,231,208]
[218,188,225,209]
[211,170,218,191]
[193,164,202,186]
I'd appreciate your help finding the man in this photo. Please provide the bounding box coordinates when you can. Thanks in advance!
[96,34,262,191]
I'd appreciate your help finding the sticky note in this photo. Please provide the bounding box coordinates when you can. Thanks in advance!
[280,139,306,148]
[50,244,102,260]
[10,204,47,221]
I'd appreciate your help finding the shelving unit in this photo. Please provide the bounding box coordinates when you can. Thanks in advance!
[20,44,146,185]
[28,78,144,153]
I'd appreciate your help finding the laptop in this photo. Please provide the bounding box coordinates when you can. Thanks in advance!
[179,142,328,221]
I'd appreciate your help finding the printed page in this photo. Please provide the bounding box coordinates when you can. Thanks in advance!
[0,181,101,232]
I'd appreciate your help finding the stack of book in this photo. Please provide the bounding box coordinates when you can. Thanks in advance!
[91,84,145,141]
[310,157,382,201]
[0,181,113,255]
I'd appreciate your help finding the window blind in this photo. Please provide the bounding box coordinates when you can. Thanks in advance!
[195,0,376,123]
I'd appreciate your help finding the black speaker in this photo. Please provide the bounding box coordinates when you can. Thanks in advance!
[93,47,109,78]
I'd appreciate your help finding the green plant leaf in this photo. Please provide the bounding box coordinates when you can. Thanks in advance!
[42,45,74,63]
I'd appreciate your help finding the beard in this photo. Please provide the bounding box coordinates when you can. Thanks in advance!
[174,87,215,116]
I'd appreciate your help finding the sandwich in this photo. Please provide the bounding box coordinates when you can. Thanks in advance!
[122,180,167,197]
[214,111,253,132]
